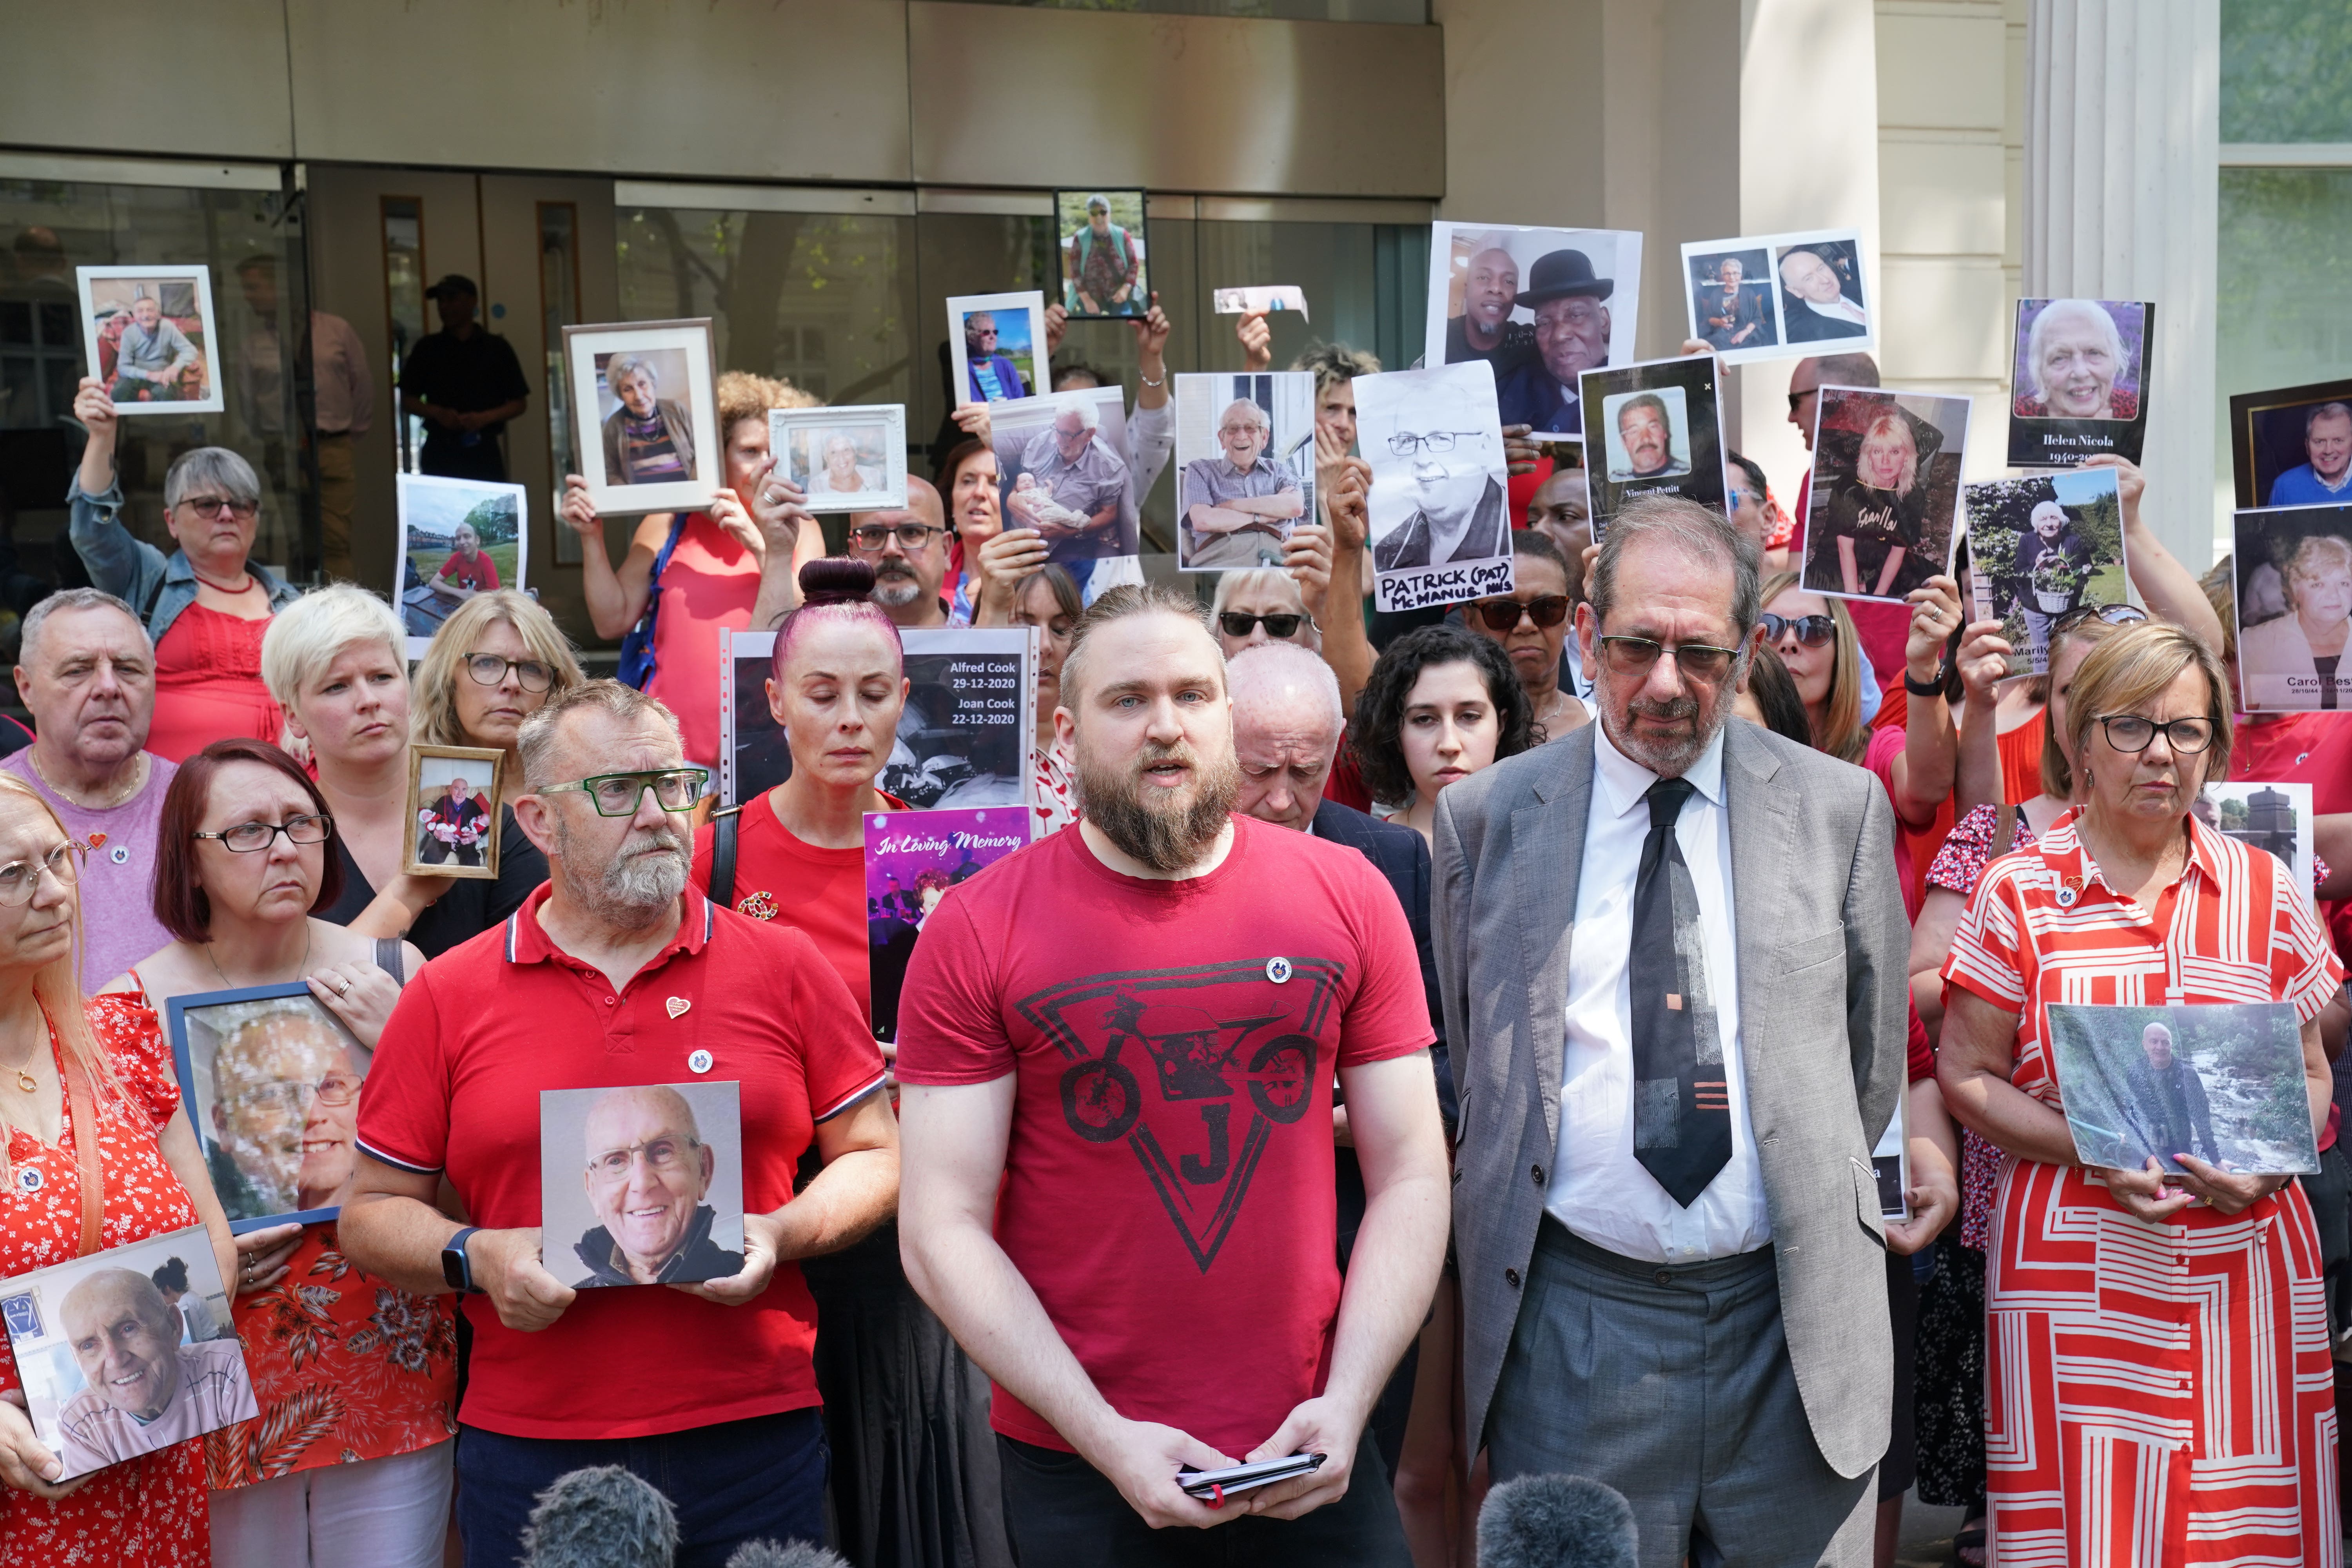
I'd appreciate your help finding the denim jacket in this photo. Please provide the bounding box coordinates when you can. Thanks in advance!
[68,474,301,644]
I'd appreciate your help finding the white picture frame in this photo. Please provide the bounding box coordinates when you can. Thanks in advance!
[947,291,1049,408]
[75,264,224,414]
[770,405,907,514]
[1423,222,1642,440]
[563,318,722,516]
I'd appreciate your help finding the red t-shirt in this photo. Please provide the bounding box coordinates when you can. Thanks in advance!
[689,794,905,1021]
[355,886,887,1441]
[437,551,500,591]
[895,815,1434,1455]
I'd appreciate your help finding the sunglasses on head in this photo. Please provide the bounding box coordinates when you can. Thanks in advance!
[1471,595,1571,632]
[1219,612,1309,640]
[1760,612,1836,648]
[2051,602,2147,635]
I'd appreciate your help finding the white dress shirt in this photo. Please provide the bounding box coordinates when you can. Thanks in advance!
[1544,721,1770,1262]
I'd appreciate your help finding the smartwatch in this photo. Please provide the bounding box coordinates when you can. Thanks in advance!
[441,1227,483,1294]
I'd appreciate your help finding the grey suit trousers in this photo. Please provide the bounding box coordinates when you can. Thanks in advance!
[1487,1221,1875,1568]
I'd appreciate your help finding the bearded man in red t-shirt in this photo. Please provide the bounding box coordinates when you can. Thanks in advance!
[897,581,1448,1566]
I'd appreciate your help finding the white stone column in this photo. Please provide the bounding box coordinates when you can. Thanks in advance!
[2024,0,2221,570]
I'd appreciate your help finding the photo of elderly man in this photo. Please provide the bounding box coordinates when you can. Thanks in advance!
[2115,1021,2221,1171]
[1367,386,1509,572]
[57,1267,256,1474]
[204,1004,367,1221]
[1007,398,1132,563]
[2269,401,2352,506]
[1495,250,1615,435]
[600,352,698,487]
[1776,243,1869,342]
[569,1085,745,1289]
[1606,392,1687,483]
[417,771,489,868]
[1181,397,1305,570]
[102,288,200,404]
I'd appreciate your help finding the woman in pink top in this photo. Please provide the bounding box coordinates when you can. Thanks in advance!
[560,371,825,766]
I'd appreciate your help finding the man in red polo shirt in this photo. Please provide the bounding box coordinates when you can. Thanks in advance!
[342,680,895,1564]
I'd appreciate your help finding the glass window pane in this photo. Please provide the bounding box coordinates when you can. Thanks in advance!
[2222,0,2352,143]
[381,196,426,475]
[942,0,1426,20]
[2214,168,2352,535]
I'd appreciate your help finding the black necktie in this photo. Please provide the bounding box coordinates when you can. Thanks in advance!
[1630,777,1731,1206]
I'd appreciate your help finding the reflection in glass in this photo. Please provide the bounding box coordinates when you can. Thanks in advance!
[2214,169,2352,534]
[539,201,583,562]
[381,196,427,476]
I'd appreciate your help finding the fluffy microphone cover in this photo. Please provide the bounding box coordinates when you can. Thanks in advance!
[1477,1473,1641,1568]
[725,1541,853,1568]
[519,1465,680,1568]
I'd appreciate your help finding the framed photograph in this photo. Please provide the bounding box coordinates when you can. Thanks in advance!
[1425,221,1641,439]
[404,744,505,880]
[2007,298,2153,468]
[1677,229,1873,364]
[563,318,722,516]
[2229,504,2352,711]
[0,1224,256,1479]
[540,1082,746,1288]
[2046,1002,2319,1177]
[866,808,1031,1043]
[719,627,1037,814]
[1173,372,1316,572]
[1962,468,2126,677]
[1578,356,1728,540]
[164,984,371,1231]
[988,387,1139,572]
[1800,387,1971,604]
[2198,780,2315,896]
[75,265,223,414]
[771,405,907,514]
[2230,377,2352,509]
[1357,360,1515,614]
[1213,285,1308,323]
[1055,191,1150,321]
[395,473,527,656]
[948,291,1048,407]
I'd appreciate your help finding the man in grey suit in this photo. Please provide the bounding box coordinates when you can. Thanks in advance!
[1434,495,1908,1567]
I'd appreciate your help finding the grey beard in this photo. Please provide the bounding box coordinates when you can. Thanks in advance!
[1602,692,1728,779]
[870,565,922,609]
[555,816,691,926]
[1074,740,1241,874]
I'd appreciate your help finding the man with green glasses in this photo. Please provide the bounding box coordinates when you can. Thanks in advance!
[344,679,897,1565]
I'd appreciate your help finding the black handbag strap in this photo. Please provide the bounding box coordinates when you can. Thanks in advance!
[709,805,742,909]
[371,936,406,986]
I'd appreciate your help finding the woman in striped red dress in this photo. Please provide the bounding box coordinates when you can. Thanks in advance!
[1938,622,2343,1566]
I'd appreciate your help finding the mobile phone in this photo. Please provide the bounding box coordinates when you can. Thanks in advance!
[1176,1452,1325,1504]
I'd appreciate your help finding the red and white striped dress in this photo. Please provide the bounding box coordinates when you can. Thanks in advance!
[1943,808,2344,1567]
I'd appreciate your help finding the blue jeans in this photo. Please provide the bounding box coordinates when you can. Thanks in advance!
[454,1406,828,1568]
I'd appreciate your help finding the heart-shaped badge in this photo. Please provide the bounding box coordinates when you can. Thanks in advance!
[666,996,691,1020]
[86,832,108,850]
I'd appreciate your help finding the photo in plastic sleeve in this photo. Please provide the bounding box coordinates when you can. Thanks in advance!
[718,627,1036,814]
[395,472,526,654]
[76,264,224,413]
[2197,780,2314,897]
[987,387,1139,572]
[771,405,907,514]
[2228,377,2352,510]
[1577,356,1728,540]
[1961,466,2125,677]
[1800,388,1970,604]
[1055,191,1149,320]
[563,318,722,516]
[0,1223,256,1480]
[1424,222,1641,439]
[1677,229,1872,365]
[2006,298,2152,468]
[2229,504,2352,712]
[866,808,1031,1043]
[948,291,1047,406]
[1213,285,1308,323]
[165,984,371,1230]
[404,744,504,879]
[1173,372,1316,572]
[2046,1002,2318,1178]
[540,1081,746,1289]
[1357,360,1515,614]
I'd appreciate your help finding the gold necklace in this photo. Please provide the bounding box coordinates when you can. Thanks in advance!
[26,750,146,811]
[205,925,313,989]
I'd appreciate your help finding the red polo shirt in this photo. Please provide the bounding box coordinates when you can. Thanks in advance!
[356,886,887,1441]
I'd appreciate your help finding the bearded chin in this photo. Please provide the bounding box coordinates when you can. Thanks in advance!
[1076,746,1241,874]
[555,817,690,923]
[871,571,921,609]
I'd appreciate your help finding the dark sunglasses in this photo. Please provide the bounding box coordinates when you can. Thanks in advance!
[2052,602,2147,636]
[1760,612,1836,648]
[1219,612,1309,639]
[1471,595,1571,632]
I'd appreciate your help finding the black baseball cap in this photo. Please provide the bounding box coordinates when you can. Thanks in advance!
[425,274,479,300]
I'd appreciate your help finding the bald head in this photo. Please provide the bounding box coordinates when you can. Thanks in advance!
[862,476,951,625]
[63,1269,180,1420]
[582,1085,715,1280]
[1228,643,1343,832]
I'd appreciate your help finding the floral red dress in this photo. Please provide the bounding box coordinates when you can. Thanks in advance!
[0,995,207,1567]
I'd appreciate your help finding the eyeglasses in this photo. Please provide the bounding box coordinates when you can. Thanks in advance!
[1786,390,1816,413]
[587,1136,700,1181]
[1760,612,1837,648]
[1218,612,1310,640]
[537,768,710,816]
[176,495,257,519]
[2097,714,2215,756]
[2052,603,2147,636]
[465,653,555,692]
[0,842,84,908]
[1471,596,1571,632]
[1387,431,1483,456]
[223,1073,363,1118]
[849,522,947,552]
[192,814,334,853]
[1596,636,1742,682]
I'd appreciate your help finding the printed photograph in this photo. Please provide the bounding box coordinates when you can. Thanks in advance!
[563,319,721,515]
[1173,372,1317,572]
[1680,229,1872,365]
[2046,1002,2319,1177]
[2231,504,2352,712]
[0,1225,255,1481]
[1683,248,1779,358]
[988,388,1139,570]
[2007,298,2152,468]
[773,405,907,514]
[1055,191,1149,319]
[1769,234,1871,347]
[2197,780,2314,893]
[1523,441,1590,560]
[2230,377,2352,510]
[865,808,1031,1043]
[164,985,370,1230]
[948,291,1047,407]
[1801,388,1970,603]
[76,265,223,414]
[540,1082,746,1289]
[395,473,526,647]
[1213,285,1308,322]
[1963,467,2126,677]
[1423,221,1642,438]
[1357,359,1515,614]
[1577,356,1728,540]
[1600,385,1690,483]
[403,744,504,879]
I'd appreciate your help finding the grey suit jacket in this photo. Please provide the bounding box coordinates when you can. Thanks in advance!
[1434,718,1908,1481]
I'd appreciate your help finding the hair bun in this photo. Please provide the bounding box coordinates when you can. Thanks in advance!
[798,556,877,606]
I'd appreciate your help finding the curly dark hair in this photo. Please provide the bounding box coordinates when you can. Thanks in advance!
[1350,624,1540,804]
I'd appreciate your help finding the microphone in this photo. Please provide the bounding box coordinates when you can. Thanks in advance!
[725,1543,852,1568]
[1476,1474,1640,1568]
[519,1465,679,1568]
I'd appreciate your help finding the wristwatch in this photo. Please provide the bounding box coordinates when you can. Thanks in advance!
[441,1227,483,1294]
[1903,669,1946,698]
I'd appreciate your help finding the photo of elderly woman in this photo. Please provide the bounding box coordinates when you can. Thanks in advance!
[1801,387,1969,603]
[599,349,697,486]
[2007,298,2152,467]
[564,318,721,514]
[166,989,370,1227]
[1962,466,2126,675]
[1056,191,1149,320]
[773,405,907,514]
[2232,507,2352,711]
